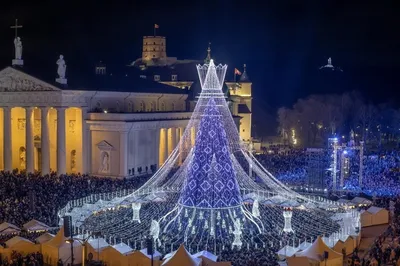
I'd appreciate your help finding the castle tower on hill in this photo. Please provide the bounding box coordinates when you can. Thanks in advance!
[142,36,167,62]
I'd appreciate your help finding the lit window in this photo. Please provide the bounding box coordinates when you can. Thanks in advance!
[172,74,177,81]
[140,75,146,79]
[154,75,160,81]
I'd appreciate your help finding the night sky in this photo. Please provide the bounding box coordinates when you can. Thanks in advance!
[0,1,399,114]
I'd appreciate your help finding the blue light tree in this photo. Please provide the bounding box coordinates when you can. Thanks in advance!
[179,98,242,208]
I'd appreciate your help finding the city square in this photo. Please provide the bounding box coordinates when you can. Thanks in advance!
[1,2,400,266]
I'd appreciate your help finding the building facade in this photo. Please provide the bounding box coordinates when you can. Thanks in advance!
[0,66,192,177]
[0,31,252,178]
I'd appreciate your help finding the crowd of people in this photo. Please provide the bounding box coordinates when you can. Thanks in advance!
[0,172,149,229]
[256,149,307,187]
[0,251,43,266]
[0,145,399,265]
[256,148,400,197]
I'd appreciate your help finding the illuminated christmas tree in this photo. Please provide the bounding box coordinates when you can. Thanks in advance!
[179,97,242,208]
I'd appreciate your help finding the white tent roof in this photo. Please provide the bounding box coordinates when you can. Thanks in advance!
[5,236,33,247]
[0,222,20,235]
[87,238,109,250]
[23,219,50,231]
[163,251,175,260]
[337,199,350,204]
[44,226,80,248]
[339,234,351,242]
[298,241,312,251]
[161,245,201,266]
[295,236,342,261]
[193,250,218,261]
[322,237,335,248]
[367,206,385,214]
[140,248,162,258]
[35,233,55,244]
[351,197,372,205]
[277,245,299,257]
[112,243,133,254]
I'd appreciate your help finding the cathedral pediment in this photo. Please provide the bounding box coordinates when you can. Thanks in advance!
[0,67,61,92]
[97,140,114,150]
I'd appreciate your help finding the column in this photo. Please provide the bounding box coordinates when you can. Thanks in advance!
[179,127,184,139]
[87,122,92,174]
[3,107,12,172]
[25,107,34,173]
[132,130,139,171]
[155,129,160,169]
[170,128,177,154]
[178,128,183,165]
[191,126,196,147]
[175,128,180,146]
[119,131,128,177]
[57,107,66,175]
[41,107,50,175]
[81,108,89,174]
[163,128,168,164]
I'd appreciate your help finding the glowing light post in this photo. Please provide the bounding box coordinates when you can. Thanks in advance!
[340,148,348,188]
[252,199,260,218]
[282,207,294,233]
[232,218,243,249]
[359,141,364,188]
[131,202,141,223]
[332,138,338,191]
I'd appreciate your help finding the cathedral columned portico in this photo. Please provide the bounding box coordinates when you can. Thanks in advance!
[0,66,191,177]
[0,105,86,175]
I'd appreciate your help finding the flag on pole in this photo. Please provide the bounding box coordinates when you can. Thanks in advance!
[154,24,159,29]
[234,68,242,75]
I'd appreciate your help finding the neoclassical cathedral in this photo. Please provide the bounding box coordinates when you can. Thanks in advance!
[0,32,252,178]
